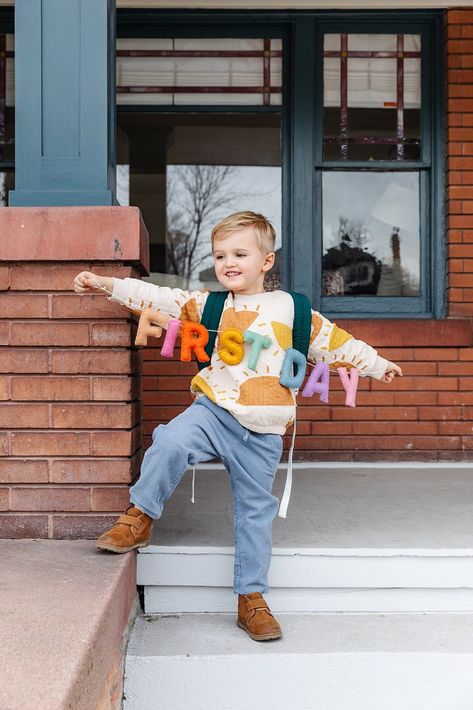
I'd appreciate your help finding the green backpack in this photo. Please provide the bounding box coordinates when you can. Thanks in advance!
[196,290,313,371]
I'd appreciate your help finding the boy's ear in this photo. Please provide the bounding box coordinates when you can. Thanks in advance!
[263,251,276,272]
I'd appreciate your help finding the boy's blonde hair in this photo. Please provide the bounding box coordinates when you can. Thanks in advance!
[211,211,276,255]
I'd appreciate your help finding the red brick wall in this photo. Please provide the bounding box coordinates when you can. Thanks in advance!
[0,207,148,538]
[140,8,473,463]
[447,7,473,317]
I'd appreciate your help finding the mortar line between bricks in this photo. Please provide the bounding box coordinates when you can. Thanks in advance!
[9,483,131,487]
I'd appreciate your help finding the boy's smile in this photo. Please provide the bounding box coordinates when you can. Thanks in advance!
[212,227,275,295]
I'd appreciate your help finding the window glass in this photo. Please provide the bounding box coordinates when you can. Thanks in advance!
[117,112,282,291]
[116,38,282,106]
[322,171,420,296]
[0,33,14,205]
[323,33,421,161]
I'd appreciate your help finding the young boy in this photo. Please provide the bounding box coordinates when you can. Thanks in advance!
[73,211,402,642]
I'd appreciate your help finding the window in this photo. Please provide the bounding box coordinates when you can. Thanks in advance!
[116,37,282,106]
[313,18,444,318]
[116,32,285,292]
[116,112,282,291]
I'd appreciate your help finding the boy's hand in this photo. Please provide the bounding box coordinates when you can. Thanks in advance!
[73,271,112,294]
[380,361,403,384]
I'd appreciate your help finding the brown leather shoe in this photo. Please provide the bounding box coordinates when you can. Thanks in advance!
[237,592,282,641]
[96,505,154,553]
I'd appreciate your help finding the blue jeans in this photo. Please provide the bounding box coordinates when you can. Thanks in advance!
[129,395,283,595]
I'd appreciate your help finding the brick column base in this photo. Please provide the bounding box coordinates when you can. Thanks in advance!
[0,207,149,539]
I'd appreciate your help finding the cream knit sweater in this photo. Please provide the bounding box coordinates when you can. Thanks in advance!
[110,278,389,435]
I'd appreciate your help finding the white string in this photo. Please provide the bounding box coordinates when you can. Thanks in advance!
[191,466,195,503]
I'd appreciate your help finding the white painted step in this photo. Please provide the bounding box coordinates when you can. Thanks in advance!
[137,465,473,613]
[123,611,473,710]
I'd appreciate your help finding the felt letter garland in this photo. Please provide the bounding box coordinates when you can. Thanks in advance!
[135,309,361,407]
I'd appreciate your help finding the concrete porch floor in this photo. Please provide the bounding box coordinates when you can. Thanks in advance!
[150,463,473,549]
[0,540,139,710]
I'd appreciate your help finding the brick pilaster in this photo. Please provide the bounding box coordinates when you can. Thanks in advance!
[0,207,148,539]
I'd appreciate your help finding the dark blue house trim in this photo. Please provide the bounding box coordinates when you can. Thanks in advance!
[8,0,117,207]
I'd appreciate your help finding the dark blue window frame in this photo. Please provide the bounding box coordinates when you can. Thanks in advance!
[313,15,445,319]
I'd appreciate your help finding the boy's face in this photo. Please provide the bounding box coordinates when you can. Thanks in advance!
[212,227,275,295]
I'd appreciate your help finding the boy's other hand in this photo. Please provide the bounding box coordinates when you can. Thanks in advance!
[380,361,403,384]
[73,271,112,294]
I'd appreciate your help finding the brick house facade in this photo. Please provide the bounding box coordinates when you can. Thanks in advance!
[1,6,473,538]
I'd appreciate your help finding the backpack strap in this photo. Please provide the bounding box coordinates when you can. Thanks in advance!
[197,290,229,371]
[288,290,312,359]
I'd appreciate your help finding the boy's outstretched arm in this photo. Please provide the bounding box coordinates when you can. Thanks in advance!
[73,270,209,322]
[306,308,403,385]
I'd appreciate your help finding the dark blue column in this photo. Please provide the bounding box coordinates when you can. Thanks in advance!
[9,0,116,206]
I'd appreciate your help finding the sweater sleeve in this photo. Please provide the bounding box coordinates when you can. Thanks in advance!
[307,308,389,381]
[108,277,210,322]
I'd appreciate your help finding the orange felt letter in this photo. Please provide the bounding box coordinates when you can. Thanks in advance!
[180,321,210,363]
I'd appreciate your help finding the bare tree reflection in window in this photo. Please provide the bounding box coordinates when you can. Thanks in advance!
[166,165,282,290]
[166,166,239,282]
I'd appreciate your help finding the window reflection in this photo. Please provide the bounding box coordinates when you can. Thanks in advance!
[322,172,420,296]
[323,33,421,161]
[116,113,282,291]
[0,171,14,207]
[116,38,283,106]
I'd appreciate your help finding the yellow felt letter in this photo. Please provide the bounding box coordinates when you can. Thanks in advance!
[218,328,244,365]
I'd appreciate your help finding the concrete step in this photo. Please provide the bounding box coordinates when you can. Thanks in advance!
[137,464,473,613]
[123,611,473,710]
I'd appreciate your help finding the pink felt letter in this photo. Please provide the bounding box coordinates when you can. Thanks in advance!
[160,318,181,358]
[337,367,359,407]
[301,362,330,403]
